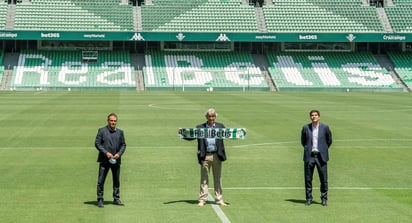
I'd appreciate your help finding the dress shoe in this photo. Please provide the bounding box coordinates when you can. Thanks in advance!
[216,201,227,206]
[97,200,104,208]
[113,199,125,206]
[198,201,205,207]
[305,200,312,206]
[321,199,327,206]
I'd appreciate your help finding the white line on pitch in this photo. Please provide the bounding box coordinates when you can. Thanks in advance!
[223,187,412,190]
[1,138,412,150]
[207,193,231,223]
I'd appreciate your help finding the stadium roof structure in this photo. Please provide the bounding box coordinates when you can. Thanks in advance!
[0,0,412,42]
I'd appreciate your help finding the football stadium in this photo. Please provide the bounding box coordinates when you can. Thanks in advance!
[0,0,411,223]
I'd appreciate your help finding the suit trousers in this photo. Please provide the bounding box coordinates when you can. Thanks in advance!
[97,162,121,201]
[199,153,223,203]
[304,153,328,201]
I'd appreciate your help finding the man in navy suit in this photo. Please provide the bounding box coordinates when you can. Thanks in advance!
[95,113,126,208]
[301,109,332,206]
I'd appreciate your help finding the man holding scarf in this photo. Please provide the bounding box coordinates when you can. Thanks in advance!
[181,108,228,207]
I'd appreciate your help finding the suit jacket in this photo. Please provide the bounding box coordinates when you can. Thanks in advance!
[301,122,332,163]
[95,125,126,164]
[185,122,227,164]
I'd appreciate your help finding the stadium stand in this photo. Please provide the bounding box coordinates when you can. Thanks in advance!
[266,52,403,91]
[385,5,412,33]
[0,2,7,30]
[391,0,412,4]
[7,0,411,34]
[386,52,412,89]
[13,0,134,31]
[141,0,259,32]
[143,50,269,91]
[141,0,208,31]
[0,0,411,92]
[0,50,3,87]
[9,50,136,90]
[264,0,385,33]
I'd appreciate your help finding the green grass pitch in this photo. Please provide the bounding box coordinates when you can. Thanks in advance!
[0,91,411,223]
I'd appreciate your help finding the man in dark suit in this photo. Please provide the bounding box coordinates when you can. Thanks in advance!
[181,108,227,207]
[301,109,332,206]
[95,113,126,208]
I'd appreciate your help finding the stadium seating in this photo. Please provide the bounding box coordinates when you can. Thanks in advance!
[143,50,269,91]
[0,50,4,85]
[10,50,136,90]
[4,0,412,34]
[391,0,412,4]
[141,0,208,31]
[386,52,412,89]
[141,0,259,32]
[264,0,384,33]
[0,0,411,93]
[385,5,412,33]
[266,52,402,90]
[14,0,134,31]
[6,0,412,34]
[0,2,7,30]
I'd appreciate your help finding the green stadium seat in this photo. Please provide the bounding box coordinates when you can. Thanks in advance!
[141,0,259,32]
[266,52,402,90]
[264,1,384,33]
[14,0,134,31]
[143,50,269,91]
[387,52,412,89]
[385,5,412,33]
[10,50,135,90]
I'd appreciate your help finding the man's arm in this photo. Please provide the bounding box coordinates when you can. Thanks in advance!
[300,126,307,147]
[95,128,107,154]
[325,125,332,148]
[116,130,126,156]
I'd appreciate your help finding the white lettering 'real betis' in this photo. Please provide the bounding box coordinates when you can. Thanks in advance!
[146,55,265,86]
[179,128,246,139]
[275,55,395,87]
[15,54,51,85]
[224,62,264,86]
[97,62,136,85]
[164,55,212,86]
[58,62,87,85]
[14,54,135,87]
[342,63,395,86]
[274,56,313,86]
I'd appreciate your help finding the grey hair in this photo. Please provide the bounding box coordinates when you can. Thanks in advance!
[205,108,217,118]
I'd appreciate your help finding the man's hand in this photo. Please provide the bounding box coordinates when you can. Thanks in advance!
[106,152,113,159]
[113,154,120,159]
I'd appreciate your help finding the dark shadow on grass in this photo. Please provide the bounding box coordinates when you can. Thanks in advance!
[163,200,217,205]
[285,199,320,205]
[163,200,198,205]
[163,200,230,206]
[84,201,111,207]
[285,199,306,204]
